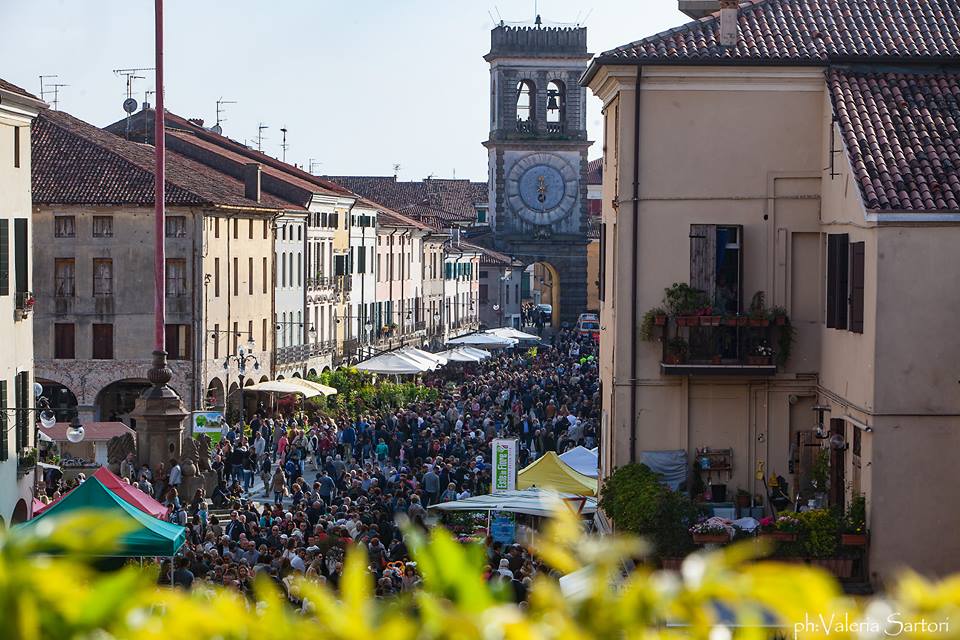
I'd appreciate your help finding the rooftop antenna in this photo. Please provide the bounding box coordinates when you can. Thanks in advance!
[392,163,401,178]
[215,97,236,133]
[113,67,154,100]
[144,89,156,109]
[308,159,323,174]
[255,122,268,152]
[39,76,68,110]
[48,82,69,110]
[280,126,289,162]
[39,75,57,101]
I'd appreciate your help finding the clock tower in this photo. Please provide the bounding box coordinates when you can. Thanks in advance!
[483,20,593,325]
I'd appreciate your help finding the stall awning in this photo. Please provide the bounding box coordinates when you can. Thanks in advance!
[93,467,170,519]
[486,327,541,341]
[428,487,597,517]
[559,446,599,478]
[446,332,517,348]
[518,452,598,496]
[244,379,323,398]
[355,352,431,375]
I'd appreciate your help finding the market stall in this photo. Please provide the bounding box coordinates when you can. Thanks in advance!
[428,487,597,517]
[517,452,598,496]
[559,446,599,478]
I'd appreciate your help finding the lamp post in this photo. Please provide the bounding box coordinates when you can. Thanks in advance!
[223,339,261,427]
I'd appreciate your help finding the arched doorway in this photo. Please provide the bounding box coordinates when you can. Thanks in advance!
[37,378,78,422]
[96,379,151,425]
[524,262,561,329]
[11,499,28,524]
[205,378,225,411]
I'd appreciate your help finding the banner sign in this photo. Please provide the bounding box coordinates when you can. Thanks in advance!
[191,411,225,435]
[491,438,517,493]
[490,511,516,545]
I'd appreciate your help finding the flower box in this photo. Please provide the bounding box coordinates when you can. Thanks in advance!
[654,314,667,326]
[749,318,770,327]
[736,316,749,327]
[724,317,739,327]
[664,354,685,365]
[811,557,854,578]
[841,533,869,547]
[763,531,798,542]
[746,355,771,366]
[692,533,729,545]
[774,315,788,326]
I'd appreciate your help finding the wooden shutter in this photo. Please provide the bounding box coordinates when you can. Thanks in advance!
[826,234,849,329]
[826,235,838,327]
[0,380,7,461]
[15,371,28,451]
[92,324,114,359]
[14,219,27,295]
[598,222,606,302]
[689,224,717,302]
[850,241,865,334]
[0,220,8,296]
[55,323,75,359]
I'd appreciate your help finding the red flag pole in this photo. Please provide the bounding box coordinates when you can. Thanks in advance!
[153,0,165,353]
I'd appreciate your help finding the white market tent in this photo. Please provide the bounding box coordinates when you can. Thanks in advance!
[290,378,338,397]
[355,352,431,375]
[459,346,493,360]
[245,379,325,398]
[446,332,517,348]
[435,347,486,363]
[486,327,541,342]
[398,346,447,367]
[559,446,599,478]
[428,487,597,517]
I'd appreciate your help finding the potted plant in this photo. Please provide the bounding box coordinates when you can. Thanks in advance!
[776,320,796,368]
[746,342,773,366]
[689,520,729,545]
[841,494,868,546]
[769,305,789,326]
[664,337,688,365]
[764,515,802,542]
[748,291,770,327]
[735,488,751,509]
[797,508,851,578]
[664,283,707,326]
[640,307,667,341]
[723,315,739,327]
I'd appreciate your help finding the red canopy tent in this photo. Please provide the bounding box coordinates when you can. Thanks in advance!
[34,468,169,519]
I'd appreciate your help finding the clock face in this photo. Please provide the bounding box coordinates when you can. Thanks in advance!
[506,153,578,226]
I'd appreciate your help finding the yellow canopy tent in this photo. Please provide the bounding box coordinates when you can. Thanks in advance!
[517,451,598,496]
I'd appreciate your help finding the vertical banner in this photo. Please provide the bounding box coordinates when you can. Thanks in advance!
[491,438,517,493]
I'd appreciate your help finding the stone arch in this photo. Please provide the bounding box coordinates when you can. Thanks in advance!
[526,261,561,328]
[276,374,285,381]
[95,378,152,424]
[37,378,79,422]
[516,79,536,125]
[307,368,318,378]
[205,377,225,411]
[259,375,269,383]
[11,499,28,524]
[292,372,302,378]
[546,79,566,124]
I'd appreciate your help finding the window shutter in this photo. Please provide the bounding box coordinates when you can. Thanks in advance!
[689,224,717,303]
[599,222,606,302]
[14,219,27,295]
[15,371,28,451]
[826,235,838,328]
[836,234,849,330]
[0,220,8,296]
[0,380,7,461]
[850,241,865,334]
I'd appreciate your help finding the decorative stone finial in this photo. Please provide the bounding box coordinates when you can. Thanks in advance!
[147,349,173,386]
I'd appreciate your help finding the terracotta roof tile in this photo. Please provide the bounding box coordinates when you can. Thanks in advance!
[32,109,299,210]
[0,77,40,101]
[592,0,960,67]
[830,68,960,213]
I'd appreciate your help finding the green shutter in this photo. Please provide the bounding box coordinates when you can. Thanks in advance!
[0,380,7,461]
[14,219,27,295]
[0,220,8,296]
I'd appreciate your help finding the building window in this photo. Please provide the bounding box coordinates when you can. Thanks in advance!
[826,233,849,329]
[54,216,76,238]
[248,219,254,239]
[233,257,238,295]
[850,241,865,334]
[248,257,254,295]
[213,323,219,360]
[165,324,192,360]
[166,216,187,238]
[262,256,268,293]
[215,217,220,238]
[92,216,114,238]
[599,222,606,302]
[298,252,302,286]
[233,218,238,239]
[54,258,75,297]
[479,284,488,304]
[232,322,238,354]
[689,224,742,314]
[54,323,75,359]
[165,258,187,297]
[14,219,27,300]
[93,258,113,297]
[92,323,114,359]
[0,380,7,461]
[13,126,20,168]
[281,252,287,287]
[214,257,220,297]
[546,79,566,124]
[262,318,267,351]
[263,219,268,239]
[516,80,536,123]
[0,220,7,296]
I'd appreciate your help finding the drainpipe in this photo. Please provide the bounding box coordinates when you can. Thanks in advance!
[629,68,643,464]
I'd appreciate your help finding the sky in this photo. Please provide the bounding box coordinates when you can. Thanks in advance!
[0,1,687,181]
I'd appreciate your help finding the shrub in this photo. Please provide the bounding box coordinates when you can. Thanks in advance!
[845,494,867,534]
[797,508,840,558]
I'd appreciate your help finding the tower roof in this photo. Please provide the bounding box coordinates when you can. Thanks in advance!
[486,24,590,60]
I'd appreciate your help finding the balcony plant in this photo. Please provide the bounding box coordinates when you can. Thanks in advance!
[748,291,770,327]
[776,319,796,368]
[769,305,789,326]
[735,488,751,509]
[841,494,868,546]
[639,307,667,341]
[746,342,773,366]
[664,283,706,326]
[760,515,801,542]
[689,520,729,545]
[18,448,37,470]
[664,337,688,364]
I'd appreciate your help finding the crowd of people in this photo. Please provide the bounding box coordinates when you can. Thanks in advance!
[49,327,600,604]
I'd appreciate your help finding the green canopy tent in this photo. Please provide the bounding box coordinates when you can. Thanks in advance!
[16,475,186,557]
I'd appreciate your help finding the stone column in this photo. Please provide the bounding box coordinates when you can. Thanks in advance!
[131,350,187,471]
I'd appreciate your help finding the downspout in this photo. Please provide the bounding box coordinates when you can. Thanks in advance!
[629,68,642,464]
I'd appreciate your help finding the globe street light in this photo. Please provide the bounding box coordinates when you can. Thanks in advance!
[223,340,261,427]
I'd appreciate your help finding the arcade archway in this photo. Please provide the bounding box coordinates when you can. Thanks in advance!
[524,262,561,329]
[96,379,151,424]
[37,378,79,422]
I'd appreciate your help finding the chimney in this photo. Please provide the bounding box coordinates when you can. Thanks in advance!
[244,163,261,202]
[718,0,739,47]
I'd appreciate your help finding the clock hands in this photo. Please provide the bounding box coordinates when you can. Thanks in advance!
[537,175,547,204]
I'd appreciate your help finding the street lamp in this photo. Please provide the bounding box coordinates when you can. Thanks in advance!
[65,415,85,443]
[223,339,261,426]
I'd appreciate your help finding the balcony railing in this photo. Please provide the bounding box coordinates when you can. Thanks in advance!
[307,276,335,291]
[656,314,791,376]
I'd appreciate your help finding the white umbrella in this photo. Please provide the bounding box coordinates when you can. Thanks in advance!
[447,332,517,348]
[355,352,430,375]
[287,377,338,397]
[428,487,596,517]
[398,346,447,367]
[559,446,599,478]
[245,380,323,398]
[393,348,441,370]
[460,346,493,360]
[486,327,541,341]
[435,347,484,363]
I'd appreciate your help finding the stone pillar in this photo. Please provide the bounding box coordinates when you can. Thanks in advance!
[131,350,187,471]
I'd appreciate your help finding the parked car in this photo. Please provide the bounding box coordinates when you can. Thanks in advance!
[536,303,553,324]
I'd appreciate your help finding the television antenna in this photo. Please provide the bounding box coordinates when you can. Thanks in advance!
[40,76,68,110]
[112,67,154,100]
[255,123,268,151]
[308,159,323,175]
[144,89,156,108]
[215,97,236,128]
[280,126,289,162]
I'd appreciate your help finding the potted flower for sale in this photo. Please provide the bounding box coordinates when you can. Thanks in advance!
[763,515,801,542]
[841,494,869,546]
[690,520,729,545]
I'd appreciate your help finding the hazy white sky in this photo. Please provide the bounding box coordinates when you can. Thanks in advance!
[0,1,687,181]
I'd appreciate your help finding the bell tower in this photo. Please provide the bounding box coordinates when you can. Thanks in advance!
[483,20,593,325]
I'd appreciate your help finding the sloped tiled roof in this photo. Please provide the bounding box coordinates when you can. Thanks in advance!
[587,0,960,75]
[325,175,486,229]
[32,109,298,210]
[0,77,40,101]
[586,158,602,185]
[830,68,960,213]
